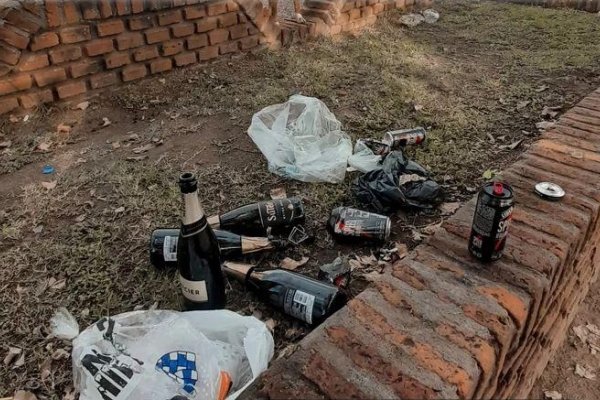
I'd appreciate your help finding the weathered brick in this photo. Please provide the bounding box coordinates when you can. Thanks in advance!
[84,39,114,56]
[70,59,104,78]
[98,0,114,18]
[207,1,228,15]
[0,44,21,66]
[89,71,118,89]
[19,89,54,109]
[218,12,238,27]
[219,41,238,54]
[56,80,87,99]
[198,45,219,60]
[18,53,49,71]
[227,0,239,11]
[45,0,63,28]
[81,1,101,19]
[196,17,218,33]
[4,9,43,34]
[133,45,160,61]
[302,353,368,399]
[184,5,206,19]
[171,22,196,37]
[116,0,132,15]
[349,8,361,19]
[60,26,92,44]
[187,34,208,49]
[131,0,145,13]
[30,32,60,51]
[0,74,32,96]
[161,40,184,56]
[49,46,83,64]
[174,51,197,66]
[229,24,248,39]
[129,15,154,30]
[122,64,147,81]
[0,26,30,49]
[150,57,173,74]
[116,32,145,50]
[158,9,183,26]
[145,27,170,44]
[105,52,131,69]
[208,28,229,45]
[0,97,19,114]
[97,19,126,37]
[373,3,385,13]
[239,35,259,50]
[33,67,67,87]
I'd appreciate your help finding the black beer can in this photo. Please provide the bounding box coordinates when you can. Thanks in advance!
[327,207,391,243]
[468,182,514,262]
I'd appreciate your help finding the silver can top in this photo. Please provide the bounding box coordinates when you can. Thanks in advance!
[534,182,565,201]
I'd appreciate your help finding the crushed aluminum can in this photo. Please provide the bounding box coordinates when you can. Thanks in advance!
[318,257,351,289]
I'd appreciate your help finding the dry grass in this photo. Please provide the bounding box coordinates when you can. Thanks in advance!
[2,1,600,398]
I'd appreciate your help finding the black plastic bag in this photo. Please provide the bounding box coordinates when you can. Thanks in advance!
[352,150,443,213]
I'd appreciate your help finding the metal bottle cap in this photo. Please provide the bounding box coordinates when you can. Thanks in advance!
[534,182,565,201]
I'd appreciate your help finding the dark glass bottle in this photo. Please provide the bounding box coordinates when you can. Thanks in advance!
[149,228,284,269]
[177,172,226,310]
[222,262,347,325]
[207,197,305,236]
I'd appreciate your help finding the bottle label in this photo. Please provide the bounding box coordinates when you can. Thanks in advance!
[258,199,295,228]
[163,236,178,262]
[179,275,208,303]
[283,289,315,324]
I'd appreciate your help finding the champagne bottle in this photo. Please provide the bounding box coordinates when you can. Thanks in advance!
[149,228,285,269]
[222,262,347,325]
[177,172,226,310]
[207,197,305,236]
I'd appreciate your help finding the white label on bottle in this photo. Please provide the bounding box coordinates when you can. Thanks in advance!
[179,275,208,303]
[289,290,315,324]
[163,236,178,262]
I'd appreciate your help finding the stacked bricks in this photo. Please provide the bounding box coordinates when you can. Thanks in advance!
[0,0,267,114]
[240,88,600,399]
[495,0,600,12]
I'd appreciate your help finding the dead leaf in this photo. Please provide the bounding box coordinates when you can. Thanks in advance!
[587,323,600,336]
[422,221,443,235]
[51,348,70,360]
[396,243,409,259]
[81,308,90,318]
[414,104,424,112]
[37,142,51,151]
[76,101,90,110]
[541,106,561,119]
[126,155,148,162]
[56,123,71,135]
[127,133,140,141]
[363,271,384,282]
[270,187,287,199]
[398,173,426,186]
[277,344,299,360]
[4,346,22,366]
[516,100,531,110]
[13,390,37,400]
[48,278,66,290]
[101,117,111,127]
[412,229,424,242]
[158,78,166,84]
[149,301,158,310]
[536,121,555,130]
[40,357,52,381]
[23,114,29,122]
[486,132,495,143]
[482,169,495,180]
[9,114,19,123]
[573,325,589,344]
[499,138,524,151]
[535,85,549,93]
[0,140,11,148]
[111,141,121,149]
[63,387,77,400]
[498,97,508,105]
[41,181,57,190]
[76,158,87,164]
[74,214,86,223]
[356,254,377,268]
[440,202,460,215]
[133,305,144,311]
[132,143,154,154]
[281,257,309,270]
[348,259,362,271]
[265,318,277,332]
[575,364,596,380]
[114,206,125,214]
[13,351,25,368]
[544,390,562,400]
[33,225,44,234]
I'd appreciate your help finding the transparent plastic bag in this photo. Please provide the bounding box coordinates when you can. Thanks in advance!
[248,95,352,183]
[53,309,274,400]
[347,140,383,173]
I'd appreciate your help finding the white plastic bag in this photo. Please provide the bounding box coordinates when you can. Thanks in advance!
[248,95,352,183]
[347,140,383,173]
[53,309,274,400]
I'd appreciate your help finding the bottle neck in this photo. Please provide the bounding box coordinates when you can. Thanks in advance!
[182,191,205,225]
[241,237,274,254]
[222,262,264,283]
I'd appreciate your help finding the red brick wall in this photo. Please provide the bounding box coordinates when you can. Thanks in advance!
[0,0,272,114]
[240,89,600,399]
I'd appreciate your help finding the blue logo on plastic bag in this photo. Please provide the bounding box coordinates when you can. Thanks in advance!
[156,351,198,394]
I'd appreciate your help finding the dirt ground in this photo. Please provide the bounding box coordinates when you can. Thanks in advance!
[1,1,600,398]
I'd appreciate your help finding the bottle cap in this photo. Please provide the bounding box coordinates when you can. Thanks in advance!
[493,182,504,196]
[179,172,197,193]
[535,182,565,201]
